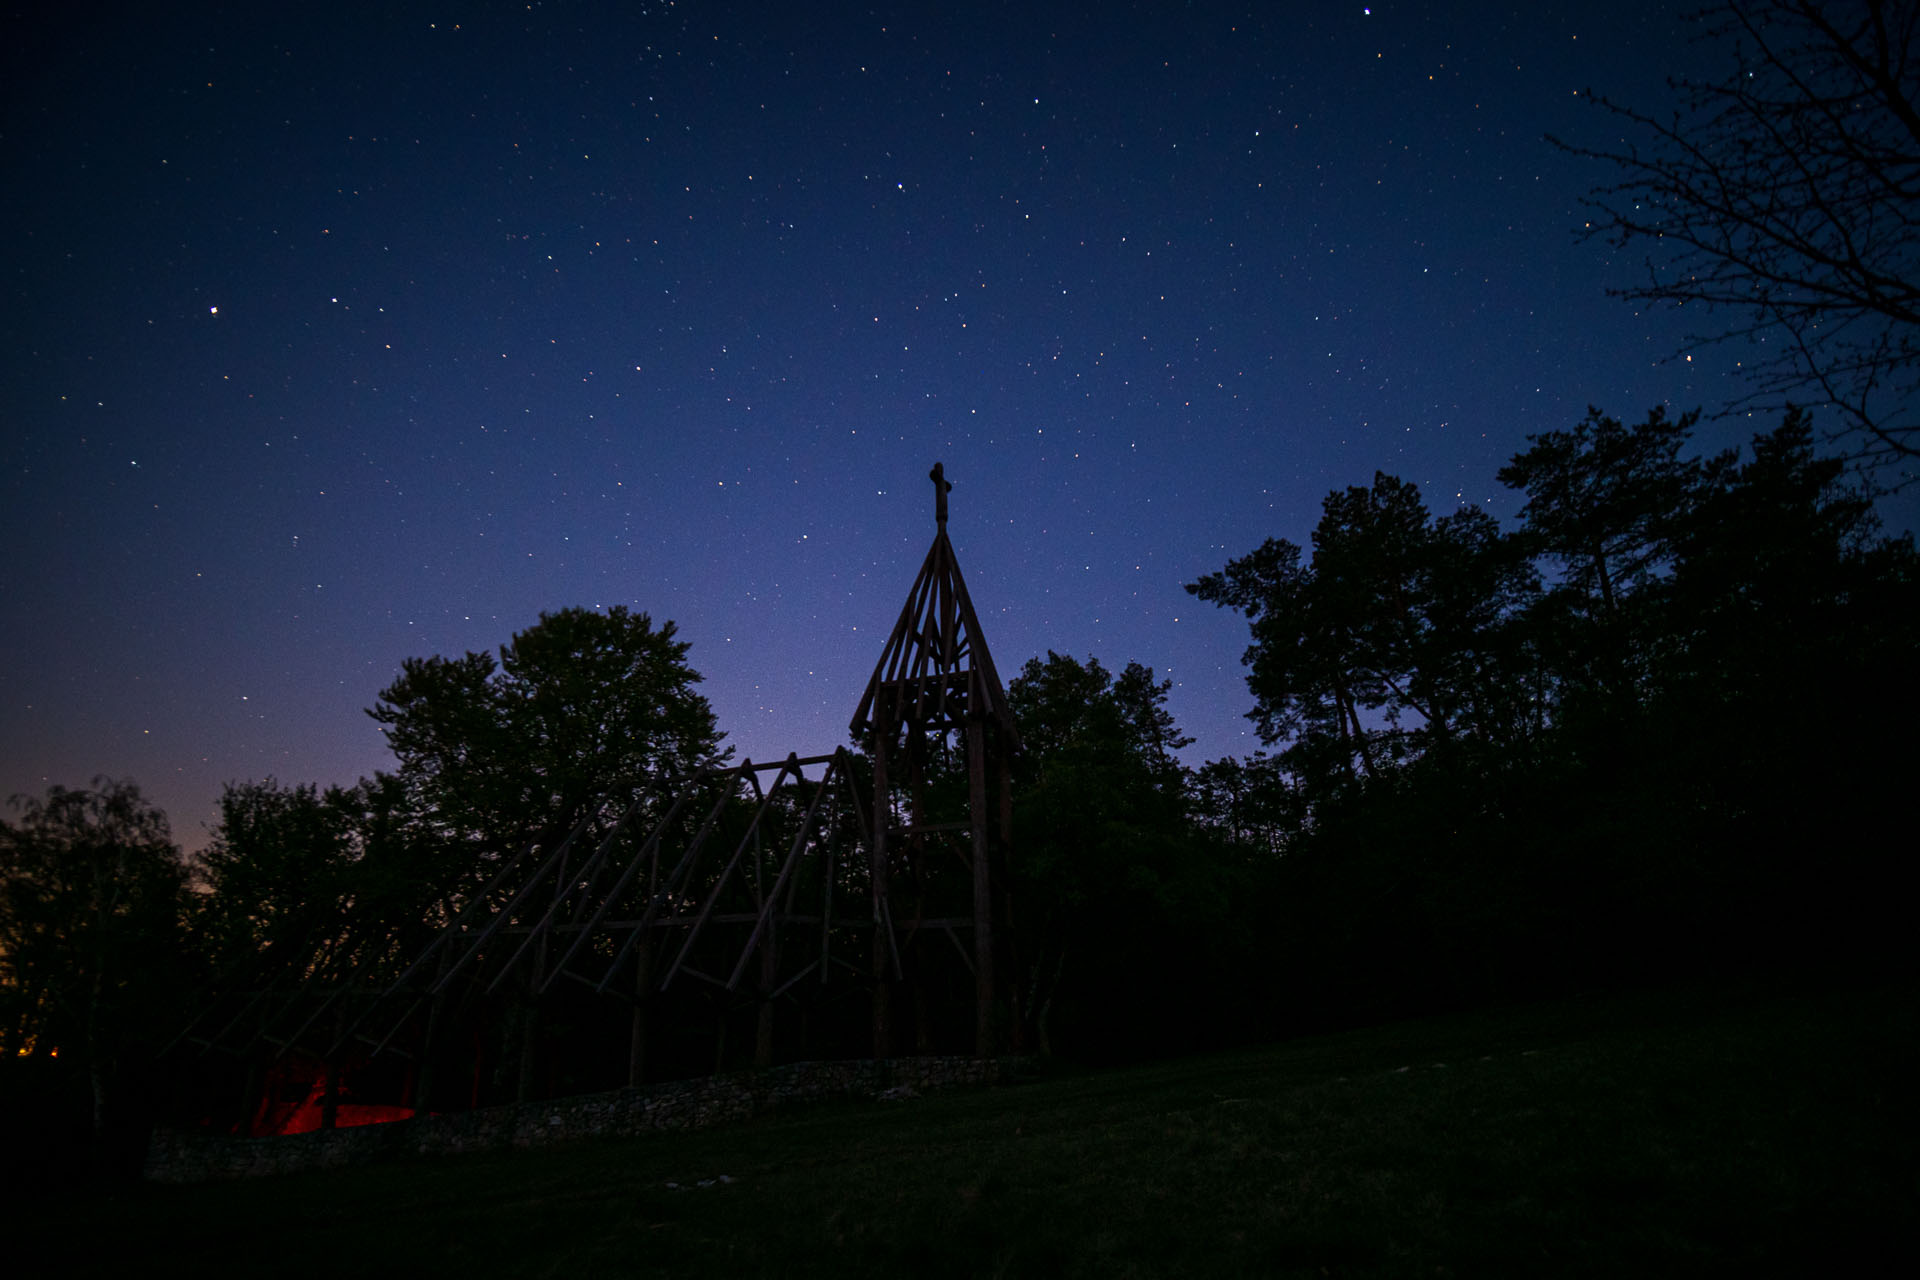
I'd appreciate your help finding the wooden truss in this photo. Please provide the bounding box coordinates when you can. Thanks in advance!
[175,464,1018,1122]
[351,750,877,1093]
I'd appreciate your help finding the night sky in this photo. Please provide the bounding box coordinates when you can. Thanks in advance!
[7,1,1908,851]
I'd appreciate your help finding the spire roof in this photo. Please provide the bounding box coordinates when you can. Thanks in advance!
[849,463,1018,744]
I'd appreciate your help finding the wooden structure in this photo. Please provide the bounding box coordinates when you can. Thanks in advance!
[174,464,1019,1126]
[851,462,1020,1056]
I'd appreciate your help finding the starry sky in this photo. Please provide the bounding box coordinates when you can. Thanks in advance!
[6,1,1908,852]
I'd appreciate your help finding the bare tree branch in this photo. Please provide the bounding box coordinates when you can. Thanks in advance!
[1555,0,1920,482]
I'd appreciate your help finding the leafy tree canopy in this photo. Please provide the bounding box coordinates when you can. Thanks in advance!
[368,607,728,858]
[193,778,393,983]
[1188,473,1539,790]
[1498,406,1706,619]
[0,779,187,1142]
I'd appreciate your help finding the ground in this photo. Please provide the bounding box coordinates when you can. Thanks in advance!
[16,978,1915,1278]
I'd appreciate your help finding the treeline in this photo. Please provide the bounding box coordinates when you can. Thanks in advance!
[0,608,725,1179]
[3,407,1915,1177]
[1206,408,1919,1021]
[1008,407,1919,1055]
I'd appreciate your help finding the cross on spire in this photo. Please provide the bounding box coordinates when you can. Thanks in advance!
[930,460,952,527]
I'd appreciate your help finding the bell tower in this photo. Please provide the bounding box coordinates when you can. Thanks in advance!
[850,463,1020,1055]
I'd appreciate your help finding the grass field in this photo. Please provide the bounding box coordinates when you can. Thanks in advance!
[17,980,1915,1278]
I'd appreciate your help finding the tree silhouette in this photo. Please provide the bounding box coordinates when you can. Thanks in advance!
[1005,653,1240,1057]
[195,779,361,981]
[1187,473,1538,794]
[0,779,186,1151]
[1187,406,1920,1021]
[369,606,727,865]
[1497,406,1710,710]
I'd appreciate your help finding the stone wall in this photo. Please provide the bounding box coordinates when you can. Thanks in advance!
[144,1055,1032,1184]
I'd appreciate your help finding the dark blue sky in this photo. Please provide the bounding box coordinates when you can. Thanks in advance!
[6,1,1904,850]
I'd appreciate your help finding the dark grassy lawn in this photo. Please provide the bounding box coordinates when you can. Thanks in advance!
[17,980,1915,1278]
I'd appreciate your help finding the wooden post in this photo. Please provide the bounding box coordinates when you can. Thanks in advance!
[469,1027,483,1110]
[408,996,438,1114]
[998,747,1023,1053]
[320,1056,339,1131]
[755,904,778,1068]
[518,837,569,1103]
[320,1004,345,1130]
[628,933,652,1088]
[515,989,538,1105]
[515,915,548,1104]
[238,1059,263,1137]
[871,735,893,1058]
[410,934,454,1113]
[908,729,930,1054]
[968,718,994,1056]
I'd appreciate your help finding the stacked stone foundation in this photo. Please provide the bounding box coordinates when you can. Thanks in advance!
[145,1055,1032,1184]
